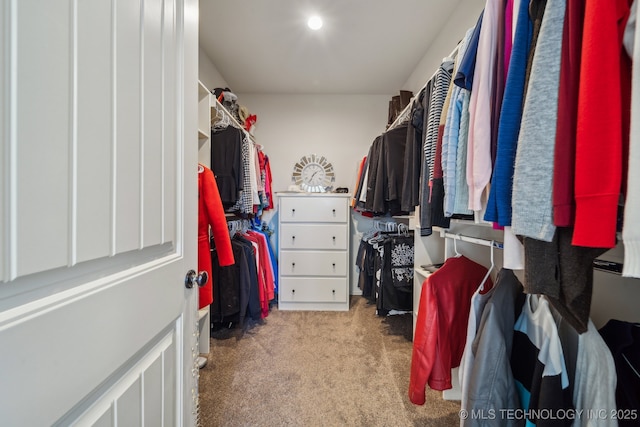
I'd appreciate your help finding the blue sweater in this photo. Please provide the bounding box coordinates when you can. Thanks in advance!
[484,0,533,225]
[454,10,485,91]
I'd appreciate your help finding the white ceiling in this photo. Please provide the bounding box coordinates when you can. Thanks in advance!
[199,0,462,95]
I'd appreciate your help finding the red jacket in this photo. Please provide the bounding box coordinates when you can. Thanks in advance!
[409,255,493,405]
[198,164,234,309]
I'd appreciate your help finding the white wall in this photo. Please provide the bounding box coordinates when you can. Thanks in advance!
[199,47,229,90]
[237,94,389,194]
[402,1,484,94]
[237,94,389,294]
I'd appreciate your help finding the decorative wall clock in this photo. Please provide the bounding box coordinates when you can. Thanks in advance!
[291,154,335,192]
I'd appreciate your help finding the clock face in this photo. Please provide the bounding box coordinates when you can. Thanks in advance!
[292,154,335,192]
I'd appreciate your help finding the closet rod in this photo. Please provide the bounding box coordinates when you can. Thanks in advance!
[439,230,504,250]
[386,42,461,131]
[593,259,624,275]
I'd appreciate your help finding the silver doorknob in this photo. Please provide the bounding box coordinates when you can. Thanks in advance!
[185,270,208,289]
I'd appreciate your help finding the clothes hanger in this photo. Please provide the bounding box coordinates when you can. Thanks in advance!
[452,234,462,258]
[477,240,495,291]
[622,353,640,379]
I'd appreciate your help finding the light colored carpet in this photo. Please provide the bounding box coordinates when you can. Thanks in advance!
[198,296,461,427]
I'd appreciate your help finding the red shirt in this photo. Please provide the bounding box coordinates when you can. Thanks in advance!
[573,0,632,248]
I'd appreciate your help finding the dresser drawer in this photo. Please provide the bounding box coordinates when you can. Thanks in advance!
[280,250,347,277]
[280,196,348,223]
[280,224,348,250]
[279,278,348,303]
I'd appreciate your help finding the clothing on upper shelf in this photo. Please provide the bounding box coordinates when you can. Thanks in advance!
[371,125,410,216]
[467,0,502,212]
[210,126,244,208]
[401,89,426,212]
[211,124,273,217]
[420,58,454,235]
[443,27,475,218]
[511,0,566,242]
[552,0,585,228]
[484,0,533,227]
[197,164,234,309]
[573,0,632,248]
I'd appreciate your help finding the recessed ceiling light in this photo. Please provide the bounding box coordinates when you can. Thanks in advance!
[307,16,323,30]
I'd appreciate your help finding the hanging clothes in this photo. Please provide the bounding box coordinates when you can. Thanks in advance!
[511,295,574,425]
[511,0,566,242]
[355,229,414,314]
[484,0,533,227]
[443,27,475,218]
[210,222,277,328]
[623,0,640,278]
[409,255,493,405]
[210,126,244,208]
[573,0,632,248]
[375,233,414,315]
[599,319,640,427]
[460,269,524,427]
[197,164,234,309]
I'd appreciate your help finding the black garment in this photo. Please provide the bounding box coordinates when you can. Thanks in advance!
[522,227,606,333]
[384,234,414,312]
[356,238,375,298]
[599,319,640,427]
[356,232,414,312]
[210,244,241,323]
[379,124,409,216]
[353,156,369,211]
[210,234,261,327]
[419,79,434,236]
[232,235,261,322]
[365,136,383,214]
[401,89,427,212]
[210,126,244,207]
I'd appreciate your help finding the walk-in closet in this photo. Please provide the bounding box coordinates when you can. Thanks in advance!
[2,0,639,425]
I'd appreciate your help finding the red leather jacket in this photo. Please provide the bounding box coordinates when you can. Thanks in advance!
[409,255,492,405]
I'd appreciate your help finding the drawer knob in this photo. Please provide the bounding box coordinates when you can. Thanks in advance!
[332,263,336,268]
[332,289,335,294]
[292,289,295,293]
[332,209,336,215]
[292,209,295,215]
[292,262,295,268]
[332,236,336,242]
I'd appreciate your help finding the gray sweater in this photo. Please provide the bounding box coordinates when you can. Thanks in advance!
[511,0,566,241]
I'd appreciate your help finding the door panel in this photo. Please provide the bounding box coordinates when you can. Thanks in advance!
[143,0,165,248]
[16,0,71,276]
[77,0,113,264]
[115,0,143,254]
[163,0,177,245]
[0,0,198,425]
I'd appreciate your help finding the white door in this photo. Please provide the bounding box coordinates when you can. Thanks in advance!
[0,0,200,425]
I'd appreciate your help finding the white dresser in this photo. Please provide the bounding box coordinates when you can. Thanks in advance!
[277,193,351,311]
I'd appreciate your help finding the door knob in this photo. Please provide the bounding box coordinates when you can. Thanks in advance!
[185,270,208,289]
